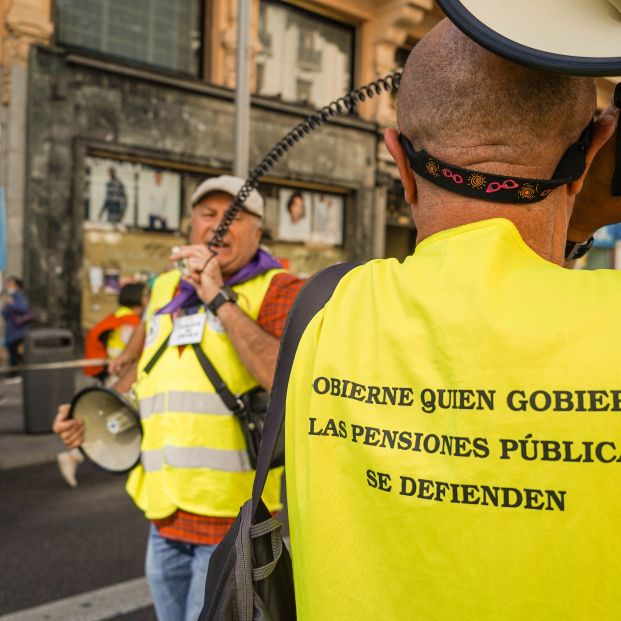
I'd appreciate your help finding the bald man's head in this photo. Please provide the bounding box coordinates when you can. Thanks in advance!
[397,20,596,178]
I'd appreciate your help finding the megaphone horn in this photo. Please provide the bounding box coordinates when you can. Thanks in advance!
[437,0,621,76]
[69,386,142,474]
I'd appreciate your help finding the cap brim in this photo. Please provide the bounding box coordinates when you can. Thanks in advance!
[437,0,621,76]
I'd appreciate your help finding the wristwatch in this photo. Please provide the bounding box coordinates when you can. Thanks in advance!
[564,236,594,261]
[207,286,238,314]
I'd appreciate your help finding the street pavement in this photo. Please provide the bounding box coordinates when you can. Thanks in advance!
[0,377,156,620]
[0,377,66,470]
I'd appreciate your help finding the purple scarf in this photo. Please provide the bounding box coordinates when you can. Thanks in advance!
[156,249,282,315]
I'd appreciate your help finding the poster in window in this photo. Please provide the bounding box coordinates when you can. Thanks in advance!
[278,189,312,242]
[136,169,181,231]
[85,157,137,225]
[311,193,343,245]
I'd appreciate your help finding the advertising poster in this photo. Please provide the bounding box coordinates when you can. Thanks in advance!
[311,193,343,245]
[278,189,313,242]
[277,187,343,245]
[136,168,181,231]
[85,157,138,225]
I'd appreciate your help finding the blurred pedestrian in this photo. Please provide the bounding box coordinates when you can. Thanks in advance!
[83,282,147,383]
[1,276,34,377]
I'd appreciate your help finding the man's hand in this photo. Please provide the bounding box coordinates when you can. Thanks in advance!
[110,362,138,394]
[53,404,84,448]
[108,321,145,377]
[171,245,223,304]
[108,352,132,376]
[569,106,620,241]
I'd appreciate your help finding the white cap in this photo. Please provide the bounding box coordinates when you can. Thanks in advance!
[190,175,264,219]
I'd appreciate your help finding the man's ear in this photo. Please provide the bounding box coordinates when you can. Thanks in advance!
[568,108,618,196]
[384,128,418,205]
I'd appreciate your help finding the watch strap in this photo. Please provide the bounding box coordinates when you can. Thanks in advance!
[565,236,594,261]
[207,286,237,314]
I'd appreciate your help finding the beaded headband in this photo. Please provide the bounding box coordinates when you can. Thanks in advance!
[399,121,594,204]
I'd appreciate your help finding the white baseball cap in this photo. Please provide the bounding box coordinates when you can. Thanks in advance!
[191,175,264,219]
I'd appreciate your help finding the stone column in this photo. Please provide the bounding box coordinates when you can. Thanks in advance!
[368,0,436,258]
[369,0,434,126]
[210,0,262,91]
[0,0,52,276]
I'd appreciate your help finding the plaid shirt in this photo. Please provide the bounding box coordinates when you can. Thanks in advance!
[153,271,305,545]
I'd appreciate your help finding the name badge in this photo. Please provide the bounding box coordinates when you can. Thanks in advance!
[145,315,160,348]
[169,313,207,346]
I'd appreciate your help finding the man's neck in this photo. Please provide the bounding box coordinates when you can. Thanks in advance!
[413,192,572,265]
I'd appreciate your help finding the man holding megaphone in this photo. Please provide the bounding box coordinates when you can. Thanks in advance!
[282,13,621,620]
[54,176,303,621]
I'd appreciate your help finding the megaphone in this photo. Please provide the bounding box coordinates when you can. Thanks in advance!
[437,0,621,76]
[437,0,621,196]
[69,386,142,474]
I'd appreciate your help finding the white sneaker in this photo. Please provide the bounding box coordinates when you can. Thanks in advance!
[57,450,80,488]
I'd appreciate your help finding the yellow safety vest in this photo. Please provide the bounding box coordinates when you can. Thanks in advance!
[287,218,621,620]
[127,268,284,519]
[106,306,137,359]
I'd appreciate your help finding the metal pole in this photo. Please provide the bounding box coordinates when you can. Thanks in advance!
[234,0,251,178]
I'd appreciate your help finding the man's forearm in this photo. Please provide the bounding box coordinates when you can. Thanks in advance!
[124,321,146,362]
[215,302,279,391]
[112,361,138,394]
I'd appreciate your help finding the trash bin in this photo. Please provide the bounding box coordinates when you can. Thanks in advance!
[23,328,75,433]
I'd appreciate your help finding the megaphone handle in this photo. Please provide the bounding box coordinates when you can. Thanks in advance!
[612,83,621,197]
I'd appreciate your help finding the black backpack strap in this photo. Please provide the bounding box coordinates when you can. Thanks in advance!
[192,343,241,412]
[251,262,358,516]
[142,331,172,375]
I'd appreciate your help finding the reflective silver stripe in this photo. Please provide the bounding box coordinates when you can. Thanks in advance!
[140,446,252,473]
[139,391,230,419]
[164,445,252,472]
[167,391,230,415]
[139,394,166,420]
[141,450,164,472]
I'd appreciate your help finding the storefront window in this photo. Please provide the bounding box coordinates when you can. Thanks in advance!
[56,0,202,75]
[256,0,355,108]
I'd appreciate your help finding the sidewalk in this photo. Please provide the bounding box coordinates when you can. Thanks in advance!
[0,374,92,471]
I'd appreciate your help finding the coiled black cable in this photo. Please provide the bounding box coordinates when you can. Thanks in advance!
[207,71,401,255]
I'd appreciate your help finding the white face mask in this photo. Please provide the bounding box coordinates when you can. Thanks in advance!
[6,287,16,295]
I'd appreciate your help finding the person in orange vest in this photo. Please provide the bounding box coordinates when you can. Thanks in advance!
[83,283,147,382]
[57,282,146,487]
[284,20,621,619]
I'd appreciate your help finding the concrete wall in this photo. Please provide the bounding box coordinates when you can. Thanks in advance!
[25,46,378,334]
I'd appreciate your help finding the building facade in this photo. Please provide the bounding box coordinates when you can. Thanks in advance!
[0,0,617,336]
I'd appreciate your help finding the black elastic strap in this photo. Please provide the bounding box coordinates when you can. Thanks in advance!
[143,332,172,375]
[251,262,357,517]
[399,121,593,204]
[191,343,240,412]
[612,83,621,197]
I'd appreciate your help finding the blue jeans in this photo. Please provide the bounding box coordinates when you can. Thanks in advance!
[145,525,216,621]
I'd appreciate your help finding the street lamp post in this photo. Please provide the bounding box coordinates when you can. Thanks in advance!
[234,0,251,179]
